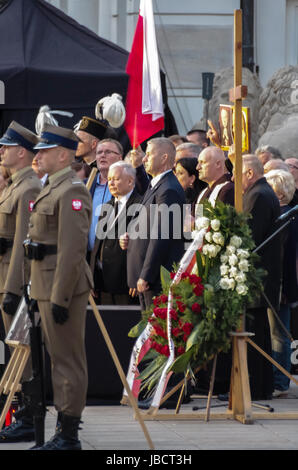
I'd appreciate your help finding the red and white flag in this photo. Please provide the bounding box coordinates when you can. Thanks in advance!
[124,0,164,148]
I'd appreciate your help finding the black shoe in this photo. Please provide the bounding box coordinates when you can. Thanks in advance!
[0,419,35,442]
[33,414,81,451]
[32,433,81,450]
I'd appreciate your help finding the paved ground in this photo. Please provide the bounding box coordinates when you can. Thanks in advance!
[1,378,298,458]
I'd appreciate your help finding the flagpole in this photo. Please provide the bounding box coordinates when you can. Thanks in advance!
[133,113,137,150]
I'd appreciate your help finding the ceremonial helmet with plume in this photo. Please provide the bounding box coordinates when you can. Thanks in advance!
[94,93,126,128]
[35,106,74,135]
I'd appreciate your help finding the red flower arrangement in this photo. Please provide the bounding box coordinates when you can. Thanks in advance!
[147,271,204,358]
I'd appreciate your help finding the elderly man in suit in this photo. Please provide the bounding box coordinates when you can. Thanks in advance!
[120,137,186,311]
[0,121,42,443]
[25,124,93,450]
[240,154,282,400]
[90,161,142,305]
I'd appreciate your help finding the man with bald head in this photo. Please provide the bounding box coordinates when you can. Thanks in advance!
[122,137,185,311]
[196,146,234,206]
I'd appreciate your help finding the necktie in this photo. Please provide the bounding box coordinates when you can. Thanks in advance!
[114,200,119,217]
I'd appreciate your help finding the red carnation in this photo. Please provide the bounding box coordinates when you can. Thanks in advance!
[170,309,178,321]
[189,274,202,285]
[176,301,186,313]
[181,272,189,279]
[161,345,170,357]
[182,322,193,336]
[191,303,201,314]
[193,284,204,296]
[172,327,181,337]
[160,294,168,303]
[153,307,167,319]
[170,272,176,279]
[177,346,185,356]
[154,325,167,340]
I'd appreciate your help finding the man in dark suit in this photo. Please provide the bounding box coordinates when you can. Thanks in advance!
[90,161,142,304]
[120,137,186,311]
[240,154,282,400]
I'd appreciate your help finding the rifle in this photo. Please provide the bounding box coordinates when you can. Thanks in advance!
[22,287,47,448]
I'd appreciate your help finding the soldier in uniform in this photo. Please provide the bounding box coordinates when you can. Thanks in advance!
[24,124,93,450]
[75,116,108,168]
[0,121,42,442]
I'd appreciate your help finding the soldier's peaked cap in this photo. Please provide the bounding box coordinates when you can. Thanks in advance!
[0,121,38,151]
[34,124,80,151]
[76,116,107,140]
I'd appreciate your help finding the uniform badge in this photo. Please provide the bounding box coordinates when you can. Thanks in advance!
[72,199,82,211]
[29,201,34,212]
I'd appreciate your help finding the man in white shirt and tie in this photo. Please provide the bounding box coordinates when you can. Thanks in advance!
[90,161,142,304]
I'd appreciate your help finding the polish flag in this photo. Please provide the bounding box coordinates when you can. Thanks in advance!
[124,0,164,148]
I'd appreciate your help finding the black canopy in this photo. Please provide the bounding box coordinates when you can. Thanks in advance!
[0,0,129,135]
[0,0,177,149]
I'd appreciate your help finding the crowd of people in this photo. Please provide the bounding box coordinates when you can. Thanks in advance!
[0,113,297,450]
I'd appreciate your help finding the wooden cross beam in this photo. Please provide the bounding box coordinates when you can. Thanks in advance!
[229,9,244,213]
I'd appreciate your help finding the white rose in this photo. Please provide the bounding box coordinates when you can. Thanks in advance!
[196,216,210,230]
[226,245,236,255]
[237,248,250,259]
[202,244,210,256]
[228,254,238,266]
[238,259,249,272]
[219,277,230,290]
[229,266,238,278]
[210,219,221,231]
[230,235,242,248]
[236,284,248,295]
[220,264,229,276]
[235,272,247,283]
[208,244,218,258]
[212,232,225,246]
[220,254,229,264]
[227,278,236,290]
[205,232,213,243]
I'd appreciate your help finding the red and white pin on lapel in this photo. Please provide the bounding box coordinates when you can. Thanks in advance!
[72,199,82,211]
[29,201,34,212]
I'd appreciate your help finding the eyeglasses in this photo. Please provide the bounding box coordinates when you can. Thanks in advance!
[97,149,121,157]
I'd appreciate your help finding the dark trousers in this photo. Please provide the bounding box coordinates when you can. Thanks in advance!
[246,307,274,400]
[138,290,160,312]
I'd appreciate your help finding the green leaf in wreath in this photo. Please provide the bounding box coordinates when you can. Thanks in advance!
[160,266,172,291]
[196,250,203,277]
[128,319,147,338]
[169,347,195,373]
[186,322,204,351]
[137,355,166,381]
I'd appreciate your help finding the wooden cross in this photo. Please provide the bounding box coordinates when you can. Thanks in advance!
[229,9,246,214]
[228,9,253,423]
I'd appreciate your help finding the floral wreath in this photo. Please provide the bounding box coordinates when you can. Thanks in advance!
[128,200,265,396]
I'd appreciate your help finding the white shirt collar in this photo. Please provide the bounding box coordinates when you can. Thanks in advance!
[114,188,134,210]
[150,169,172,188]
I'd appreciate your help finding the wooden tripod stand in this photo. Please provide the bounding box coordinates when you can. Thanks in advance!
[136,9,298,425]
[0,341,30,430]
